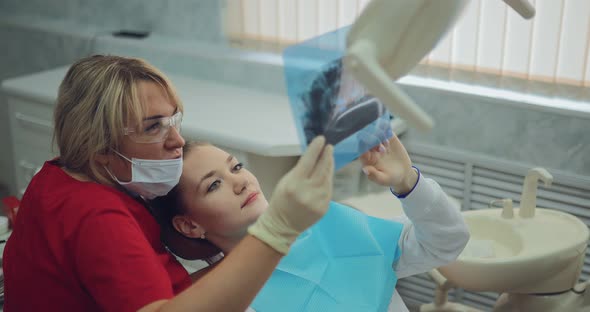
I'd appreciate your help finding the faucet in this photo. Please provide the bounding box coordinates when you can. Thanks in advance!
[489,198,514,218]
[519,167,553,218]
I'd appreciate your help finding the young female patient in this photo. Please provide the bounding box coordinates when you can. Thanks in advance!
[155,136,469,312]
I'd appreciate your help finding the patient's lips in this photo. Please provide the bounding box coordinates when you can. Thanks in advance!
[241,192,259,209]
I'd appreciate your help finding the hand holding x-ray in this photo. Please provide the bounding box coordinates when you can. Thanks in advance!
[248,136,334,254]
[360,135,417,195]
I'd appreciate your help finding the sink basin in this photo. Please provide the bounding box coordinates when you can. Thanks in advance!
[438,208,589,294]
[460,215,523,259]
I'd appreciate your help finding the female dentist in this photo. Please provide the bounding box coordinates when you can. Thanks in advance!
[2,54,334,312]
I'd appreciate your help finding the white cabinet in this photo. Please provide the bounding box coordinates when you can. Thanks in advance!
[6,96,57,196]
[0,66,302,197]
[2,93,298,197]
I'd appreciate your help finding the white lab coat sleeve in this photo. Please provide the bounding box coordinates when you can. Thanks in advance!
[390,174,470,279]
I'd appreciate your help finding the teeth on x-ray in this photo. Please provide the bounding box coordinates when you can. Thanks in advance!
[302,59,386,146]
[323,97,385,146]
[285,28,393,170]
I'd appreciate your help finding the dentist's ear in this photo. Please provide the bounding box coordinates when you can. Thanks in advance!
[172,216,206,239]
[95,152,110,167]
[94,154,109,167]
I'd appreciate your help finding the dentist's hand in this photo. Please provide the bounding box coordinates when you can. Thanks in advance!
[248,136,334,254]
[360,135,418,195]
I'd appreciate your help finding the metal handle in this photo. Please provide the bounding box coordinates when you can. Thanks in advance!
[15,112,53,132]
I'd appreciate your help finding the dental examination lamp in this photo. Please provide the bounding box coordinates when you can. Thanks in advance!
[344,0,535,132]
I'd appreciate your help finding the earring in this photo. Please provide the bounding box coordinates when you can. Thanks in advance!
[200,232,206,240]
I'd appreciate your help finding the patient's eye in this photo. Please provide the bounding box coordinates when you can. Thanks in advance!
[232,162,244,172]
[207,180,221,193]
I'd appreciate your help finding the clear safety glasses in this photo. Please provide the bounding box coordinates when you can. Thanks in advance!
[123,111,183,143]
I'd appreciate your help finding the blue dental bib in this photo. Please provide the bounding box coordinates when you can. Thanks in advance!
[252,201,404,312]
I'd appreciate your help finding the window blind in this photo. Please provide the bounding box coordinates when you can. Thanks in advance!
[225,0,590,99]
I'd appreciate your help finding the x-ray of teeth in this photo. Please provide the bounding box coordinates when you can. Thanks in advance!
[284,27,394,170]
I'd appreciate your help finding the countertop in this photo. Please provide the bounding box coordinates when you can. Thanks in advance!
[1,66,300,156]
[1,65,406,157]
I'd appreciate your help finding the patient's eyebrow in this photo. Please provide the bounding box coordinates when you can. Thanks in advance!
[196,155,235,191]
[197,171,217,191]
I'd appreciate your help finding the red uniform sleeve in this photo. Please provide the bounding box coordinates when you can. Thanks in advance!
[73,207,175,312]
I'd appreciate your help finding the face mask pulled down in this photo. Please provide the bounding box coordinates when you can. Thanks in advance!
[105,150,182,200]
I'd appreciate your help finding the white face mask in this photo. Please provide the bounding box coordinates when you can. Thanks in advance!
[105,150,182,200]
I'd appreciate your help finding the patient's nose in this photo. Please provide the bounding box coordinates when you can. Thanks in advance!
[233,175,250,194]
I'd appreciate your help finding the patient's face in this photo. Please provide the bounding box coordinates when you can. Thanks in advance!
[180,145,268,239]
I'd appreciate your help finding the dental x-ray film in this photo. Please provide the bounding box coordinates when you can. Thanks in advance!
[283,27,394,170]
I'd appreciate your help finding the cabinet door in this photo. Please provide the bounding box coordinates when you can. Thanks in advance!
[7,97,56,196]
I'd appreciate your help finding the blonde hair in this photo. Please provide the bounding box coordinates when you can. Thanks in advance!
[53,55,183,184]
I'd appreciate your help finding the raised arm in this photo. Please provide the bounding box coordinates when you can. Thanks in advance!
[359,135,469,278]
[140,136,334,312]
[391,175,469,278]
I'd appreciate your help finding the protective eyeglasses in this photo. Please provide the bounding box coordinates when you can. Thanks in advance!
[123,111,183,143]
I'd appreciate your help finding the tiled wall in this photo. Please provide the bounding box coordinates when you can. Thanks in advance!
[0,0,224,42]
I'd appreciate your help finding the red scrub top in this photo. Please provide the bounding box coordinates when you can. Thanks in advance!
[2,161,191,311]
